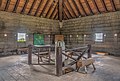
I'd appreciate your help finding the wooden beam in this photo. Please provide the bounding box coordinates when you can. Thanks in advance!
[66,0,77,17]
[84,0,94,15]
[34,0,42,16]
[100,0,108,12]
[63,3,73,18]
[0,0,2,8]
[13,0,20,12]
[50,4,58,18]
[72,0,82,16]
[4,0,11,11]
[39,0,50,17]
[92,0,101,14]
[21,0,29,14]
[58,0,63,22]
[63,9,69,19]
[45,0,54,17]
[55,47,62,76]
[54,11,58,19]
[28,0,37,15]
[79,0,87,16]
[110,0,116,11]
[46,0,58,18]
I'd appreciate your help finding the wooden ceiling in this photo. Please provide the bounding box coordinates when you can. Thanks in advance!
[0,0,120,20]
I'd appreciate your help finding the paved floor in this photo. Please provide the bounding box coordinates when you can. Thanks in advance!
[0,54,120,81]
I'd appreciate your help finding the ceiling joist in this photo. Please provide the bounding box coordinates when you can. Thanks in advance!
[84,0,94,15]
[39,0,50,17]
[13,0,20,12]
[34,0,42,16]
[28,0,37,15]
[79,0,87,16]
[21,0,29,14]
[4,0,11,11]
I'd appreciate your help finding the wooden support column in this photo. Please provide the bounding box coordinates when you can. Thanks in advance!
[28,45,32,65]
[87,44,92,58]
[58,0,63,22]
[56,46,62,76]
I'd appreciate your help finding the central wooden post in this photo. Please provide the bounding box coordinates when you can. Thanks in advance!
[58,0,63,22]
[56,46,62,76]
[87,44,92,58]
[28,45,32,65]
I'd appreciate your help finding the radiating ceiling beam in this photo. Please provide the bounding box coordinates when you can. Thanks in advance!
[54,11,58,19]
[4,0,11,11]
[50,4,58,18]
[21,0,29,14]
[73,0,82,16]
[13,0,20,12]
[45,0,54,17]
[34,0,42,16]
[39,0,50,17]
[84,0,94,15]
[100,0,108,12]
[110,0,116,11]
[63,3,73,18]
[63,10,69,19]
[58,0,63,22]
[0,0,2,7]
[92,0,101,14]
[66,0,77,17]
[28,0,37,15]
[79,0,87,16]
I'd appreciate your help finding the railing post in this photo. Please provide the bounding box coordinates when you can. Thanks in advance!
[55,46,62,76]
[28,45,32,65]
[88,44,92,58]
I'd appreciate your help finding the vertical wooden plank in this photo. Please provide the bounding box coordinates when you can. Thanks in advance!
[56,47,62,76]
[28,45,32,65]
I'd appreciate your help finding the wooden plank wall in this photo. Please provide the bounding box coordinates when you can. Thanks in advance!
[0,11,59,54]
[62,11,120,56]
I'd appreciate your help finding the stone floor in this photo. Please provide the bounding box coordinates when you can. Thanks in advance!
[0,54,120,81]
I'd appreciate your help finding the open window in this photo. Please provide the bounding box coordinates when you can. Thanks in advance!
[95,33,103,42]
[17,33,26,42]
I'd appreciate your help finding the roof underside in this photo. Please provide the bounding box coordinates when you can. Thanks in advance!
[0,0,120,20]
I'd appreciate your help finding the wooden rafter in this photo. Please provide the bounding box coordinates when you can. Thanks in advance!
[52,7,58,19]
[84,0,94,15]
[21,0,29,14]
[0,0,2,8]
[63,9,70,19]
[63,3,73,18]
[63,9,69,19]
[72,0,82,16]
[54,11,58,19]
[28,0,37,15]
[34,0,42,16]
[66,0,77,17]
[79,0,87,16]
[100,0,108,12]
[50,4,58,18]
[46,0,58,18]
[63,4,72,19]
[110,0,116,11]
[13,0,20,12]
[92,0,101,14]
[45,0,54,17]
[4,0,11,11]
[39,0,50,17]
